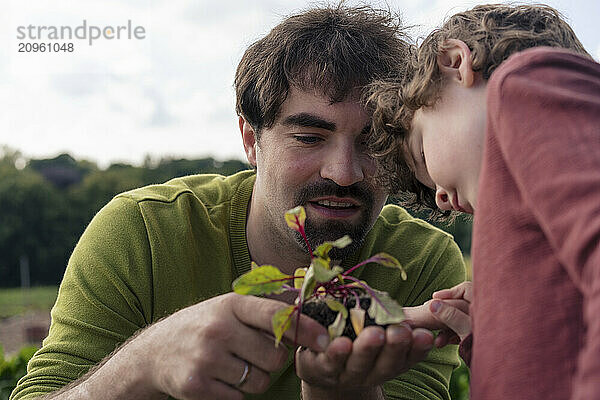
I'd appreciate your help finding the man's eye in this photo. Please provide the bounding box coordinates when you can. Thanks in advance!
[294,135,322,144]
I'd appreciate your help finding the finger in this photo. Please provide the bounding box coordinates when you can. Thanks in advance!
[179,376,243,400]
[216,355,271,394]
[403,301,447,330]
[338,326,385,384]
[296,337,352,385]
[231,295,329,352]
[366,323,413,384]
[204,380,244,400]
[447,335,461,345]
[430,300,472,341]
[403,299,470,331]
[406,328,434,366]
[227,324,289,373]
[441,299,470,314]
[434,329,458,348]
[433,281,473,302]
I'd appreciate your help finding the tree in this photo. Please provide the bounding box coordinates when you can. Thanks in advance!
[0,165,71,286]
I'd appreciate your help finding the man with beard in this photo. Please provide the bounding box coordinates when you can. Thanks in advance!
[11,5,465,400]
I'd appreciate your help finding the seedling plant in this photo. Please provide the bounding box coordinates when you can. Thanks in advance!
[232,206,407,346]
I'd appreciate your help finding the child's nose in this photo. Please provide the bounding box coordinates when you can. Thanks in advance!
[435,187,453,211]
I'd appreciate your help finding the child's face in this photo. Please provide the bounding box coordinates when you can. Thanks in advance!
[406,80,487,214]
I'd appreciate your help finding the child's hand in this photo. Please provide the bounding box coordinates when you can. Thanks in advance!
[403,281,472,348]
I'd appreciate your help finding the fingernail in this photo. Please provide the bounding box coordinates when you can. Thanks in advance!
[317,334,329,351]
[414,330,434,350]
[388,325,410,344]
[431,300,442,313]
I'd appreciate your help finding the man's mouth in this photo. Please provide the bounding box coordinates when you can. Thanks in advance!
[306,197,361,218]
[312,199,358,210]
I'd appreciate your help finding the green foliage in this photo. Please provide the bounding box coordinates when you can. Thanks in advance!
[366,289,405,325]
[449,360,470,400]
[231,266,290,296]
[0,164,72,288]
[310,259,343,284]
[272,305,296,347]
[0,147,249,288]
[233,206,407,343]
[0,345,38,400]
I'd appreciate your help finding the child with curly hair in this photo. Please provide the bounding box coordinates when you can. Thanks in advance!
[370,4,600,399]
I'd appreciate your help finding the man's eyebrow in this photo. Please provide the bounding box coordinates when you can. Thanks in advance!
[281,113,336,131]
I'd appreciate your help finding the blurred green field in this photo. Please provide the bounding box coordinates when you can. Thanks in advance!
[0,287,58,319]
[464,256,472,281]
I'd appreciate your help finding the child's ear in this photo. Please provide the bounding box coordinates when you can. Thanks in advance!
[239,116,258,167]
[437,39,475,87]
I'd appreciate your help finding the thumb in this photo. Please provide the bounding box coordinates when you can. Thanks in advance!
[429,300,472,341]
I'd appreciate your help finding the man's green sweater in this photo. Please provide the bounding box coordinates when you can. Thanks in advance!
[11,170,465,400]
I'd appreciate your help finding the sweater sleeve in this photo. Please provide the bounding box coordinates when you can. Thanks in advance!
[384,236,466,400]
[490,50,600,400]
[10,197,154,400]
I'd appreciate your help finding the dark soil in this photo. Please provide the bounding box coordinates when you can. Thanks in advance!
[301,296,383,340]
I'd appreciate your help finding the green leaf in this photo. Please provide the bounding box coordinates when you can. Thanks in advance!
[331,235,352,249]
[272,305,296,347]
[328,311,347,340]
[313,242,333,261]
[294,267,307,289]
[367,253,408,280]
[367,289,405,325]
[232,265,290,295]
[313,235,352,260]
[325,298,348,318]
[312,258,343,283]
[300,265,316,301]
[285,206,306,232]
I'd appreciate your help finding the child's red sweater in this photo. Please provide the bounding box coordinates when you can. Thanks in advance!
[471,47,600,399]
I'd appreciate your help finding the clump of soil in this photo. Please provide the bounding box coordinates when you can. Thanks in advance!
[301,295,383,340]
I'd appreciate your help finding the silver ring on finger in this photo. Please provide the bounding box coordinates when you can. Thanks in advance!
[236,361,251,388]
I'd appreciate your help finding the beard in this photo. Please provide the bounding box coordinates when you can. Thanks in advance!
[292,180,377,261]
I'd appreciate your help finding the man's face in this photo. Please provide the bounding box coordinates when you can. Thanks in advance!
[245,86,388,259]
[406,81,487,214]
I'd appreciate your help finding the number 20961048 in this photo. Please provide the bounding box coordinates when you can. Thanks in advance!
[18,42,74,52]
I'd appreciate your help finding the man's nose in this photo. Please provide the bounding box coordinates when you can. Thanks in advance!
[435,186,453,211]
[320,144,365,187]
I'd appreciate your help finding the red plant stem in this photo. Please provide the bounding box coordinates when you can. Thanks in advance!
[342,258,373,276]
[282,284,300,292]
[352,290,361,308]
[297,221,313,258]
[293,297,303,371]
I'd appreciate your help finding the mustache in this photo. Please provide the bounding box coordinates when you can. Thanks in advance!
[294,180,374,206]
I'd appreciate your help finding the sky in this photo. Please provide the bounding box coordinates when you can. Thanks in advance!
[1,0,598,168]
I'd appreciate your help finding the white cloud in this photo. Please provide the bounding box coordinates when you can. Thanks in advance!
[1,0,598,168]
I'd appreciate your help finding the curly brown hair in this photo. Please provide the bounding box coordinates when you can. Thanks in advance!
[235,3,411,141]
[367,3,591,218]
